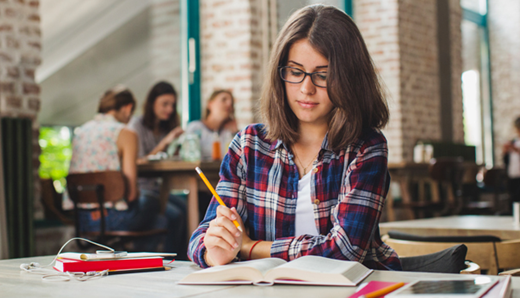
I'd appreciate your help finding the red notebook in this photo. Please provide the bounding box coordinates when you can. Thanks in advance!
[54,257,164,272]
[349,281,405,298]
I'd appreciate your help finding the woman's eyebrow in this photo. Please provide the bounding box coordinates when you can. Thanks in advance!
[287,60,328,69]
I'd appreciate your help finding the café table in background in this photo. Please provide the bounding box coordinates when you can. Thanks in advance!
[379,215,520,240]
[138,159,221,234]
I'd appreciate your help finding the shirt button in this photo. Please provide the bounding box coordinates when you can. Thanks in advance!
[314,199,320,205]
[313,167,319,173]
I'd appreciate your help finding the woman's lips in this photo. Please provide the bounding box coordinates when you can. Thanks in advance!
[297,101,318,108]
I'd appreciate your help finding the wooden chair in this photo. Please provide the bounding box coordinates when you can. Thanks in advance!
[384,231,520,275]
[66,171,166,250]
[428,157,465,215]
[482,168,509,214]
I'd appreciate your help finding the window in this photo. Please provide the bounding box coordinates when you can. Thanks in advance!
[461,0,493,166]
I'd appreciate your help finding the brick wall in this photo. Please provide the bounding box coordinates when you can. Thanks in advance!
[0,0,42,217]
[488,0,520,165]
[355,0,402,163]
[356,0,463,163]
[449,0,464,143]
[200,0,262,127]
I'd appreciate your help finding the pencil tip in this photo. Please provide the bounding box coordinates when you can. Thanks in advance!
[237,226,243,232]
[195,167,202,174]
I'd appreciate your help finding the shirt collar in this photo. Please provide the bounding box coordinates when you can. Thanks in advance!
[270,132,335,154]
[94,113,118,123]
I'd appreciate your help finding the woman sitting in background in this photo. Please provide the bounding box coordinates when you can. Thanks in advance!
[184,90,238,219]
[185,90,238,161]
[69,86,165,251]
[128,81,187,258]
[129,81,184,162]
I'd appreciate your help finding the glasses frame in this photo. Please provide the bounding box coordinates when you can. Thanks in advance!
[278,66,327,88]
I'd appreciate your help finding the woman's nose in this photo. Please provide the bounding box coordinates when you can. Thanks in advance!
[300,75,316,95]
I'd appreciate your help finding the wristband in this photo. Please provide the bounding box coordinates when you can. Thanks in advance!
[248,240,262,260]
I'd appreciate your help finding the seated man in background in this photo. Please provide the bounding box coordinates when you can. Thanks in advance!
[69,85,166,251]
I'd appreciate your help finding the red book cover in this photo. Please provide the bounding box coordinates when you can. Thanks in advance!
[54,257,164,272]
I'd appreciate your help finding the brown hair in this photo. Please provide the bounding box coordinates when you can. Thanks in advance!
[514,116,520,130]
[260,5,389,151]
[98,85,136,114]
[142,81,179,132]
[204,89,235,126]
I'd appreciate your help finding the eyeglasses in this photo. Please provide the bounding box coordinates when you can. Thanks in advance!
[279,66,327,88]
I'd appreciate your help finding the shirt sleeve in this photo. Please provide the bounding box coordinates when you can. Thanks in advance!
[187,129,247,268]
[270,136,398,268]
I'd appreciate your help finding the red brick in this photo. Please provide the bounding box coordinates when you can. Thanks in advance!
[23,83,40,95]
[27,41,41,50]
[24,68,35,79]
[28,14,40,22]
[7,67,20,78]
[5,8,17,17]
[0,82,15,93]
[6,37,20,49]
[28,98,40,112]
[0,24,13,31]
[6,96,22,109]
[0,51,13,63]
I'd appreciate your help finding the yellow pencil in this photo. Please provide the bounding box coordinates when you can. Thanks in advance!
[361,282,406,298]
[195,167,243,232]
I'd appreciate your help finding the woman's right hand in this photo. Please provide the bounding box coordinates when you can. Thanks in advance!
[204,205,243,266]
[161,127,184,147]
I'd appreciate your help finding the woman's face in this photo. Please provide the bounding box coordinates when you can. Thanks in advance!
[153,94,176,121]
[208,92,233,121]
[285,38,334,127]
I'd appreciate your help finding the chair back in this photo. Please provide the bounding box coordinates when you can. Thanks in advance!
[483,168,507,188]
[429,157,465,183]
[66,171,127,205]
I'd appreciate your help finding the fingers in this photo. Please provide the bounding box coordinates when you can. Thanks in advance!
[216,206,242,236]
[206,222,238,251]
[205,206,242,252]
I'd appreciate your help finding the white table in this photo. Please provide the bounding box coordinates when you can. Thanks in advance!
[1,256,517,297]
[379,215,520,240]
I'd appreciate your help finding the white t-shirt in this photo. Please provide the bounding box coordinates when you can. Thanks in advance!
[295,171,319,237]
[184,120,235,161]
[508,139,520,178]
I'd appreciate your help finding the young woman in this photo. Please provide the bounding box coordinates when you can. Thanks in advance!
[69,86,165,251]
[129,81,184,163]
[503,116,520,204]
[128,81,187,257]
[185,90,238,161]
[188,5,401,270]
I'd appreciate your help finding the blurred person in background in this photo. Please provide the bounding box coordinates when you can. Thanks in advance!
[185,89,239,161]
[184,89,239,219]
[69,86,165,251]
[503,116,520,204]
[128,81,187,258]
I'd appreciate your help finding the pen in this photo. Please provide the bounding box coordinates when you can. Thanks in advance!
[360,282,405,298]
[195,167,243,232]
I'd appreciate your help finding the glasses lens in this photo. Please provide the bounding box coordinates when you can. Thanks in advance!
[281,67,304,83]
[311,72,327,87]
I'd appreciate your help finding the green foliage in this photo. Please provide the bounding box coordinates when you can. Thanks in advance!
[38,126,72,192]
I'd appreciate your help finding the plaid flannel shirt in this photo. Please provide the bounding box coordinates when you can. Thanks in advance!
[188,124,401,270]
